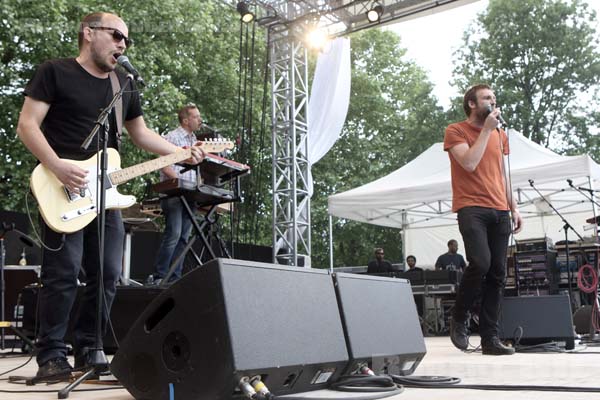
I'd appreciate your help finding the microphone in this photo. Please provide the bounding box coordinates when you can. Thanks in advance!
[486,104,507,127]
[567,179,574,187]
[201,123,219,133]
[528,179,534,186]
[116,55,145,86]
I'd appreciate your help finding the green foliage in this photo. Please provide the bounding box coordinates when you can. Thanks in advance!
[452,0,600,152]
[0,1,269,223]
[310,29,447,268]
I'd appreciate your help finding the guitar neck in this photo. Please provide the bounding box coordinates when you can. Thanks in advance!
[110,149,191,185]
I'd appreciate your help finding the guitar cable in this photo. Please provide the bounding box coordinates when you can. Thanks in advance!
[24,190,66,252]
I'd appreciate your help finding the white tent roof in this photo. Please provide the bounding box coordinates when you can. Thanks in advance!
[328,130,600,265]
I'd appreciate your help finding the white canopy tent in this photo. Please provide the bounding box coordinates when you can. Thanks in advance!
[328,130,600,266]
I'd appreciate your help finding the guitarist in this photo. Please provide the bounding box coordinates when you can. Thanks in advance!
[153,105,204,283]
[15,12,204,382]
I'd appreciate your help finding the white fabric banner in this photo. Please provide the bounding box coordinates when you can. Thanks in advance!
[306,37,351,196]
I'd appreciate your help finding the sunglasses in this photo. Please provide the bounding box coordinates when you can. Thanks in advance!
[92,26,132,47]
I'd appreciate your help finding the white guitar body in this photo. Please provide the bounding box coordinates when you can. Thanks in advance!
[30,149,135,233]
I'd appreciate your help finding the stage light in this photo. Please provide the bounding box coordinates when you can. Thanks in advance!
[366,4,383,23]
[237,1,255,23]
[305,27,330,50]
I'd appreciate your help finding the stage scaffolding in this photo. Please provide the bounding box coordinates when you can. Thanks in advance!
[225,0,476,266]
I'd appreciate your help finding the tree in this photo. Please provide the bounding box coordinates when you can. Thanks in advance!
[452,0,600,148]
[0,1,270,235]
[310,29,447,268]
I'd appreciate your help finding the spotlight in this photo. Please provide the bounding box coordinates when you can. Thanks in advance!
[237,1,255,23]
[366,4,383,23]
[305,27,329,50]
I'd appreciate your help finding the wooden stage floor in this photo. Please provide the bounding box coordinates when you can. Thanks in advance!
[1,336,599,400]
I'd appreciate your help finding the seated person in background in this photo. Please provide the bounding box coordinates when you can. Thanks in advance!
[405,255,422,272]
[435,239,467,271]
[367,248,393,274]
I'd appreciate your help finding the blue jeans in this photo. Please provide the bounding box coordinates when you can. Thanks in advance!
[37,210,124,366]
[452,206,511,340]
[154,197,193,280]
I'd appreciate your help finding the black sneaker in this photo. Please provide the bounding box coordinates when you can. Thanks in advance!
[35,357,73,382]
[449,318,469,350]
[481,337,516,355]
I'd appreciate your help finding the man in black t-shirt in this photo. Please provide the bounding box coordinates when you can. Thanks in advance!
[435,239,467,271]
[16,12,204,382]
[367,248,393,274]
[405,255,422,272]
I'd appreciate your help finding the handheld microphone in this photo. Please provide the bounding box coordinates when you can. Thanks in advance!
[116,55,145,86]
[201,123,219,133]
[486,104,507,127]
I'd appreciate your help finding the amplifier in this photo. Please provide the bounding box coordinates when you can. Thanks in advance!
[516,237,554,253]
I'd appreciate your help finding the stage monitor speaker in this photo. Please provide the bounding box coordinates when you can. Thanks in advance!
[333,273,426,376]
[111,259,349,400]
[499,294,575,350]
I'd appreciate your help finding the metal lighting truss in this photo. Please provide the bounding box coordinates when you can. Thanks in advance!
[225,0,475,266]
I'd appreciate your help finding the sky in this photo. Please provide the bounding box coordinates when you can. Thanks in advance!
[387,0,600,110]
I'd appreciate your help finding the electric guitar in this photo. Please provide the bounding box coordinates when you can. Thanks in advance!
[30,140,234,233]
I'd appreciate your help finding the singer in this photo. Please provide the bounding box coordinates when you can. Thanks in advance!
[16,12,204,382]
[443,84,523,356]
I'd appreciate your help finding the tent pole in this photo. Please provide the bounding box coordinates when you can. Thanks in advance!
[329,214,334,273]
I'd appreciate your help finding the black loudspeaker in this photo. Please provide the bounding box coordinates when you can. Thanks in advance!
[499,295,575,349]
[111,259,349,400]
[333,273,426,376]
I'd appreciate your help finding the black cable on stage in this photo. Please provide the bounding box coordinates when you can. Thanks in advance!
[276,390,401,400]
[0,353,34,378]
[390,374,461,387]
[328,374,400,393]
[0,385,124,394]
[396,382,600,393]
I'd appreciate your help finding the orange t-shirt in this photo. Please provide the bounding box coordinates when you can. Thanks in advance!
[443,120,510,213]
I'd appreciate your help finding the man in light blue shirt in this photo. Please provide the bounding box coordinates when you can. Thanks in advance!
[154,105,203,281]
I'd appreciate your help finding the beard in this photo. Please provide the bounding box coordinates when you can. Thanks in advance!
[475,105,490,121]
[91,46,114,73]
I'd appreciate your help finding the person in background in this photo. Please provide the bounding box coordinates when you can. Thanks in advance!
[367,247,393,274]
[153,104,203,282]
[435,239,467,271]
[405,255,422,271]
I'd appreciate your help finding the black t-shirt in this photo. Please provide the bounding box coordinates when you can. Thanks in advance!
[367,259,393,274]
[435,253,466,271]
[24,58,143,160]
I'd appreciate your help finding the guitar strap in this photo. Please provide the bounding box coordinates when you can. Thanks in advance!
[108,71,124,151]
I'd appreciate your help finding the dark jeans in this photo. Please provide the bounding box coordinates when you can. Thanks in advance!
[453,206,511,340]
[37,210,124,366]
[154,197,193,280]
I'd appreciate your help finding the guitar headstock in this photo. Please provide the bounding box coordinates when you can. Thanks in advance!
[197,139,235,153]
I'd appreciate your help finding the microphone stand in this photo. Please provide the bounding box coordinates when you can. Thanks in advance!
[529,180,583,311]
[567,180,600,339]
[58,75,133,399]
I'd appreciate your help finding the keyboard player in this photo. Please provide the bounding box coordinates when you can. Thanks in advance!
[153,104,204,282]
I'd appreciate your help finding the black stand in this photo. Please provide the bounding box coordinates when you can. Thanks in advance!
[529,180,584,310]
[567,180,600,338]
[58,76,133,399]
[0,223,37,352]
[160,196,218,285]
